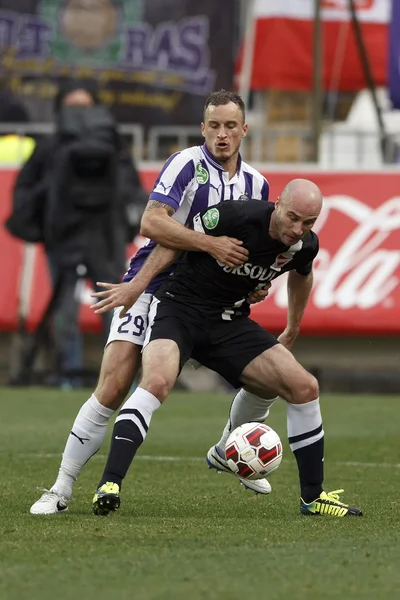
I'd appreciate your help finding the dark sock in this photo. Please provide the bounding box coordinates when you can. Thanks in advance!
[98,420,144,489]
[293,437,324,503]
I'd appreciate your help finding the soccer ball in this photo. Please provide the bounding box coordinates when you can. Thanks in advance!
[225,423,283,480]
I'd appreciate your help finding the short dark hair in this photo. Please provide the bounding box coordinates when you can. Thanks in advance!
[203,89,246,122]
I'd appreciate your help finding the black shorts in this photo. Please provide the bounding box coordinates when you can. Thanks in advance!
[147,298,279,388]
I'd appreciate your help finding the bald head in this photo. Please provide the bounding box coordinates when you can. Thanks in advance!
[270,178,322,246]
[280,178,323,213]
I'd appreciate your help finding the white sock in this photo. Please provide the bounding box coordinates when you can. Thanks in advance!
[287,399,324,501]
[115,386,161,433]
[287,398,324,452]
[96,388,161,488]
[52,394,114,499]
[215,388,278,458]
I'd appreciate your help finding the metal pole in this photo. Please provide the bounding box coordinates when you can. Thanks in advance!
[238,0,261,160]
[347,0,388,160]
[311,0,323,163]
[238,0,257,109]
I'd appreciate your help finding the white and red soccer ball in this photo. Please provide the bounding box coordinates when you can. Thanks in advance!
[225,423,283,480]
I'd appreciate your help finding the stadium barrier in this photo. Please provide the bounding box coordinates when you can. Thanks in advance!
[1,168,399,335]
[0,122,398,165]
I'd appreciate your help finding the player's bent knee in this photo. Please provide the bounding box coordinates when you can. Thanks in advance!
[96,374,131,408]
[95,342,141,408]
[308,375,320,399]
[140,373,172,403]
[291,374,319,404]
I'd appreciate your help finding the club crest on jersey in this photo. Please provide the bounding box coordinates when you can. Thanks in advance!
[202,208,220,229]
[195,162,209,185]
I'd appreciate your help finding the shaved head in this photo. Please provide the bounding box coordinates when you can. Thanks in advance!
[270,178,322,246]
[279,178,323,214]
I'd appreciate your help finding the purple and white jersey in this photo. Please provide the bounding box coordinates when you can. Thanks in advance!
[123,144,270,294]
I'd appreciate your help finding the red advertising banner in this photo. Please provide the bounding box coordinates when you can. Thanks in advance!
[1,169,400,334]
[238,0,390,92]
[253,172,400,334]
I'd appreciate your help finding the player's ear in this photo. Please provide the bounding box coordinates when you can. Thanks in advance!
[201,122,206,137]
[242,123,248,138]
[275,196,280,209]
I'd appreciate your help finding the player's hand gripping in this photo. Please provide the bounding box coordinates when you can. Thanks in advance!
[208,236,249,267]
[90,280,143,316]
[247,283,272,304]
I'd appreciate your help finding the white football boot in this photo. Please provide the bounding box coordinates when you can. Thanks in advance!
[30,488,69,515]
[206,445,272,494]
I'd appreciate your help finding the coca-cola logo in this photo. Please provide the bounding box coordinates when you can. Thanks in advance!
[267,195,400,310]
[78,195,400,313]
[322,0,374,10]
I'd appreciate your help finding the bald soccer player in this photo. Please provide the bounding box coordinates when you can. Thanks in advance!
[92,178,363,518]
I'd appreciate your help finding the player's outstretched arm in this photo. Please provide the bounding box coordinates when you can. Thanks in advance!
[91,245,181,315]
[278,270,314,350]
[140,200,248,267]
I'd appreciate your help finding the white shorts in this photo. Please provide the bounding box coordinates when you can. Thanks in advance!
[106,292,153,347]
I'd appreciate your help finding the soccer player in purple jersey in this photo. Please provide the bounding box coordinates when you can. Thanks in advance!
[30,90,272,515]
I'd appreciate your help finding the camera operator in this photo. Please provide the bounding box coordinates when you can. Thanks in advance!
[6,79,147,388]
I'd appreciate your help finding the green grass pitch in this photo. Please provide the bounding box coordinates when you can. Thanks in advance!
[0,389,399,600]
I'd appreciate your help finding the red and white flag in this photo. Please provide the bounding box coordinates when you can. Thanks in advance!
[238,0,390,91]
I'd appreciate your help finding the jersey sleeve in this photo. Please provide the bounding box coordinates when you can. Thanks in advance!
[295,234,319,276]
[149,151,195,212]
[193,201,245,239]
[250,172,269,201]
[260,178,270,201]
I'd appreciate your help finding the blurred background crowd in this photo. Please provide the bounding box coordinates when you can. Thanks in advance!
[0,0,399,392]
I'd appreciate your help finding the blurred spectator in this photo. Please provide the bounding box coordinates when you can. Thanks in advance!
[6,79,147,388]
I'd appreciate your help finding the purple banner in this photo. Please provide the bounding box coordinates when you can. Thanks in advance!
[389,0,400,108]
